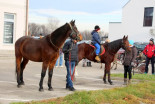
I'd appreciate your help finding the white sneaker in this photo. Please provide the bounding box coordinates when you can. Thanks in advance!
[55,66,58,68]
[59,66,63,67]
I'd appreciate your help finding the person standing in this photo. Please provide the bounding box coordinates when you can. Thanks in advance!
[143,38,155,75]
[62,39,78,91]
[123,40,137,85]
[91,25,101,62]
[55,48,63,67]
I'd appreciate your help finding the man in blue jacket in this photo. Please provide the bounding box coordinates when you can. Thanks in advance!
[91,25,101,62]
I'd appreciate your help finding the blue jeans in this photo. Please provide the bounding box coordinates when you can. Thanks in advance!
[55,53,63,66]
[65,61,75,87]
[94,43,100,55]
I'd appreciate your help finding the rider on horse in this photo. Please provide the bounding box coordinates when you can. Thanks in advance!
[91,25,101,62]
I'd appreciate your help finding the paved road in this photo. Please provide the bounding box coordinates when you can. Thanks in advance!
[0,57,151,104]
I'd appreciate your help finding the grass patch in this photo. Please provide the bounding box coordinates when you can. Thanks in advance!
[12,74,155,104]
[111,73,155,81]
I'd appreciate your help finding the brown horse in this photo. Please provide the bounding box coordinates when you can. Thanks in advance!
[78,36,131,85]
[15,20,80,91]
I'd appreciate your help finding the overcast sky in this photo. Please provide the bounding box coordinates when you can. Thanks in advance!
[29,0,129,32]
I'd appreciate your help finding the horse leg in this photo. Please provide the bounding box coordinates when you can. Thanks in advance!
[111,62,114,69]
[104,63,111,84]
[16,56,22,88]
[20,58,29,85]
[114,62,117,70]
[48,63,55,91]
[39,62,48,91]
[103,68,107,84]
[108,70,113,85]
[107,63,113,85]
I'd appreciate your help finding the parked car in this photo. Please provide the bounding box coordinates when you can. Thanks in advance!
[134,42,148,54]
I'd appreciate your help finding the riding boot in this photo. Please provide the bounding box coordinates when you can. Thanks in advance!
[123,78,127,85]
[95,55,101,62]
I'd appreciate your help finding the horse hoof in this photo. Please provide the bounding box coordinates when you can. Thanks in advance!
[110,83,113,85]
[17,85,22,88]
[109,82,113,85]
[39,88,44,92]
[104,81,107,84]
[48,87,53,91]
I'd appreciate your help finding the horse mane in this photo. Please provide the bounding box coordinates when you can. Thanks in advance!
[104,39,122,53]
[50,23,68,43]
[46,23,68,47]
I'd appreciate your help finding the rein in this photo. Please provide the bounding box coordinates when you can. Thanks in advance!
[69,52,76,81]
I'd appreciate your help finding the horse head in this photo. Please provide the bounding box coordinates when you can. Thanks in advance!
[68,20,82,41]
[121,35,131,52]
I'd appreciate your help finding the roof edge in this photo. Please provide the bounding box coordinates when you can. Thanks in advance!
[109,22,122,24]
[123,0,131,8]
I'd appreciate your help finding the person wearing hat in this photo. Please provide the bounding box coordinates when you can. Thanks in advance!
[123,40,137,85]
[143,38,155,75]
[91,25,101,62]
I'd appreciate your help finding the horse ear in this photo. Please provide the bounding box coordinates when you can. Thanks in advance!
[126,35,128,40]
[123,35,125,40]
[70,20,73,24]
[73,20,75,25]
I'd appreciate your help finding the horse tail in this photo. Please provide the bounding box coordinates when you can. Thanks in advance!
[15,61,17,80]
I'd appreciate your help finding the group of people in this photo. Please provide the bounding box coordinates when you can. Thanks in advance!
[57,25,155,91]
[122,38,155,85]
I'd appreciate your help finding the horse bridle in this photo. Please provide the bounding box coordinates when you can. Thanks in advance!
[49,23,79,51]
[68,23,79,40]
[121,39,128,51]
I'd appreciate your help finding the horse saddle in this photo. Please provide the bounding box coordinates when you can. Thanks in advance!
[90,42,105,56]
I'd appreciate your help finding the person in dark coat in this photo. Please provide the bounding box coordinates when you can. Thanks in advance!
[143,38,155,75]
[62,39,78,91]
[91,25,101,62]
[123,40,137,85]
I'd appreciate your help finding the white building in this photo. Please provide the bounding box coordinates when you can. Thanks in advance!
[109,0,155,42]
[0,0,28,50]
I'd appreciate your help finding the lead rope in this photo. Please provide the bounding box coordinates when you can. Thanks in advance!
[69,45,76,81]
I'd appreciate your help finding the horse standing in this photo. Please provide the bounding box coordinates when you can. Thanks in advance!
[78,36,131,85]
[15,20,80,91]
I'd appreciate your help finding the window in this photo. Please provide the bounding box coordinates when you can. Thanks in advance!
[3,13,15,44]
[143,7,154,26]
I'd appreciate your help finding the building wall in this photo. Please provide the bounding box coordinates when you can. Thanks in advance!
[109,0,155,42]
[0,0,27,50]
[109,22,124,39]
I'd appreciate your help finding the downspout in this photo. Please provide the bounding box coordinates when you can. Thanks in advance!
[25,0,29,36]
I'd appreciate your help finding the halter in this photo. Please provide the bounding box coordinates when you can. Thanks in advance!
[68,23,79,39]
[121,39,128,51]
[49,23,79,51]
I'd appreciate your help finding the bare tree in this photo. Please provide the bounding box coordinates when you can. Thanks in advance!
[47,17,60,32]
[28,17,60,36]
[81,30,92,40]
[40,24,51,35]
[28,23,39,36]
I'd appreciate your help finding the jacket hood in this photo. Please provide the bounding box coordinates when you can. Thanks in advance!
[91,30,96,35]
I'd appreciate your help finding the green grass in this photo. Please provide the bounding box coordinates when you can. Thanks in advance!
[12,74,155,104]
[111,73,155,81]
